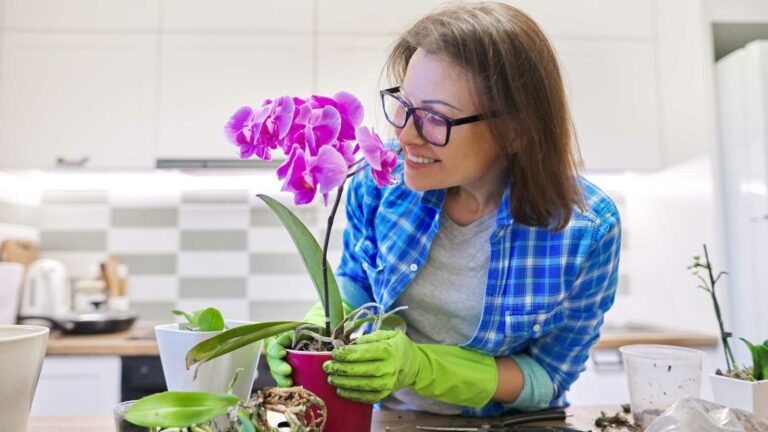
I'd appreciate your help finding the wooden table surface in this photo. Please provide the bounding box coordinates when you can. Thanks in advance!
[29,405,637,431]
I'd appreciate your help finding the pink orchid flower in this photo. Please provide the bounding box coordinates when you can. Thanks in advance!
[224,96,296,160]
[278,144,348,205]
[223,106,259,158]
[293,104,342,157]
[357,126,399,187]
[309,92,364,142]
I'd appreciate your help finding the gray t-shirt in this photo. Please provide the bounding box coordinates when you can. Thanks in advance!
[381,208,497,414]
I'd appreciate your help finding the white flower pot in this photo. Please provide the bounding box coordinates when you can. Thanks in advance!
[155,320,261,400]
[709,373,768,420]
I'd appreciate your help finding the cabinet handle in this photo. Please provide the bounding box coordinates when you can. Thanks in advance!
[751,214,768,222]
[56,156,90,167]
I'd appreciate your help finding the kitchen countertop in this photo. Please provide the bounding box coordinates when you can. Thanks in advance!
[28,405,632,431]
[46,321,719,357]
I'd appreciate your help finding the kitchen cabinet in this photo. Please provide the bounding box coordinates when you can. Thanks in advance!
[0,33,157,169]
[316,0,653,38]
[161,0,312,33]
[155,35,313,161]
[313,0,703,172]
[31,355,121,416]
[2,0,157,31]
[316,36,396,134]
[555,40,661,171]
[0,0,712,171]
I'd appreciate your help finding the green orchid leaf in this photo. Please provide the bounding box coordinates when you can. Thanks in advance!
[197,307,225,332]
[186,321,305,369]
[740,337,768,381]
[756,344,768,381]
[238,413,256,432]
[125,391,239,428]
[257,194,343,334]
[172,309,197,325]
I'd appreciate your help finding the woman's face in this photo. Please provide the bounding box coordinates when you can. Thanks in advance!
[395,49,507,192]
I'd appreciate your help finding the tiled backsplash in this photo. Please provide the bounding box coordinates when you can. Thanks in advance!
[0,187,346,323]
[0,171,650,328]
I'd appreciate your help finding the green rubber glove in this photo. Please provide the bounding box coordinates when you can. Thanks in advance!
[322,330,499,407]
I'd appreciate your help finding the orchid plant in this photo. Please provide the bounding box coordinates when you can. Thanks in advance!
[124,92,403,430]
[186,92,402,367]
[689,244,768,382]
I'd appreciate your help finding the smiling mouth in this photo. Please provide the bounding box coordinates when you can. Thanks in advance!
[406,153,440,165]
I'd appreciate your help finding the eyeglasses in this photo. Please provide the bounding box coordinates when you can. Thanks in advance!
[380,86,492,147]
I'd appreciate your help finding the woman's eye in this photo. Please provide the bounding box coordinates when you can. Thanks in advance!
[425,114,447,126]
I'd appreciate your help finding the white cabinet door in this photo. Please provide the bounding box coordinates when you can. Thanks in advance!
[504,0,654,38]
[156,35,313,160]
[317,36,397,136]
[318,0,653,37]
[317,0,449,35]
[31,355,121,416]
[3,0,158,31]
[0,33,157,169]
[162,0,312,33]
[555,40,661,171]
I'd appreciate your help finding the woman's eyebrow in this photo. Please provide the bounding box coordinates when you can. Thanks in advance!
[422,99,461,111]
[401,86,462,111]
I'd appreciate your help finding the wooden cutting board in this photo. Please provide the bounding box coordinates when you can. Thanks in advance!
[1,238,39,267]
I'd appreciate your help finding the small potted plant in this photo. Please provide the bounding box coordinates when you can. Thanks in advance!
[155,307,261,401]
[689,244,768,419]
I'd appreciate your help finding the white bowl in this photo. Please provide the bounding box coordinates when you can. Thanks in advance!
[0,325,49,432]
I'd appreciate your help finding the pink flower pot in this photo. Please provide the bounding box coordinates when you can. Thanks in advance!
[286,349,373,432]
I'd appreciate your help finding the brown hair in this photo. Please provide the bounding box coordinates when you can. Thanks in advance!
[385,1,584,231]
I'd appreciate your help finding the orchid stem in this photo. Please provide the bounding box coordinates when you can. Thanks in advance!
[321,179,346,337]
[703,244,737,371]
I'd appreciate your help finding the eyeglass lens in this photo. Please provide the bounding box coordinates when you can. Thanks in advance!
[382,92,449,146]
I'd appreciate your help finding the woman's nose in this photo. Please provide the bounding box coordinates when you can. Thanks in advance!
[395,114,426,146]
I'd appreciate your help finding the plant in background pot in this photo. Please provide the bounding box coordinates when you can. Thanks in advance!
[689,244,768,419]
[155,307,262,401]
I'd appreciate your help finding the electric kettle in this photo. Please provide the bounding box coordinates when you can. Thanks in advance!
[19,258,72,318]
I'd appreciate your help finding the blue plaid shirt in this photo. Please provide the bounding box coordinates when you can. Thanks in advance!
[336,162,621,415]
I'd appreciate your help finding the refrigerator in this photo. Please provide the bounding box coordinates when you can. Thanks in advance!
[716,40,768,364]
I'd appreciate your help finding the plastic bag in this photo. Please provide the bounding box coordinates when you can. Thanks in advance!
[645,397,768,432]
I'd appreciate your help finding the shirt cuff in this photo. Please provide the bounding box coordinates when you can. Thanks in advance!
[506,353,555,410]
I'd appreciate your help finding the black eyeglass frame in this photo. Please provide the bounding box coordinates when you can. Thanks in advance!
[380,86,492,146]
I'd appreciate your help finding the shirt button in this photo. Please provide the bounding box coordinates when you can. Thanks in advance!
[409,263,418,272]
[532,324,542,332]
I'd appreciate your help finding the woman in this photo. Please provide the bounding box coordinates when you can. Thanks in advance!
[267,2,621,415]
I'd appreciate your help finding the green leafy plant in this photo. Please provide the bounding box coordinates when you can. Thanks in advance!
[740,338,768,381]
[689,244,768,382]
[173,307,225,332]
